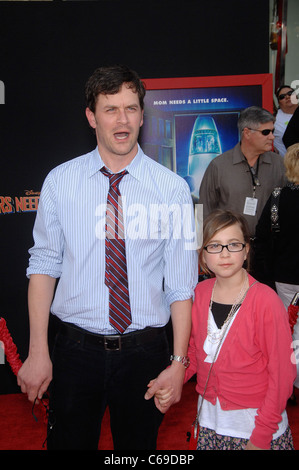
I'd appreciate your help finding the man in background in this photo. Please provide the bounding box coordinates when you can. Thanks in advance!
[199,106,286,238]
[198,106,286,282]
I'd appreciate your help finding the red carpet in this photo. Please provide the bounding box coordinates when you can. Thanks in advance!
[0,382,298,450]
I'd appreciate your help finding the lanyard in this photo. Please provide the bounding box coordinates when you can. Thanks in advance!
[244,156,260,197]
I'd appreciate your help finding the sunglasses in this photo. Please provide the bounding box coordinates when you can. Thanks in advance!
[247,127,275,136]
[278,90,293,100]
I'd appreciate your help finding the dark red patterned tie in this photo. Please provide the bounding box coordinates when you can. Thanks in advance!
[101,167,131,333]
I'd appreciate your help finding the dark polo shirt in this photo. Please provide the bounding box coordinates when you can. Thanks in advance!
[199,143,287,236]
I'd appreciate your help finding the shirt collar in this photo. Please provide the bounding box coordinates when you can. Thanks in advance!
[233,142,272,165]
[87,147,104,177]
[88,145,145,181]
[125,145,144,182]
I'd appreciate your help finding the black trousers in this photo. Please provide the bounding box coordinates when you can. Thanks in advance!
[47,323,169,450]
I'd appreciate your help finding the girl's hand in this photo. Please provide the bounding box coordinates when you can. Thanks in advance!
[145,379,174,413]
[245,440,264,450]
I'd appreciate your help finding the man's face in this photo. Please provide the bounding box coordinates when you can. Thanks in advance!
[246,121,275,154]
[86,83,144,168]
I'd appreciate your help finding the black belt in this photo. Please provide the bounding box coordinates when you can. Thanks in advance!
[56,319,165,351]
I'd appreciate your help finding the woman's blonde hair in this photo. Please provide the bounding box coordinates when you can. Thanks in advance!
[199,209,251,277]
[284,143,299,185]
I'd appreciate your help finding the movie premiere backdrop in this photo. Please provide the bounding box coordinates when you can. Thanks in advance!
[140,75,273,202]
[0,0,270,393]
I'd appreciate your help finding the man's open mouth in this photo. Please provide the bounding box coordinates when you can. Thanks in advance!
[114,132,129,140]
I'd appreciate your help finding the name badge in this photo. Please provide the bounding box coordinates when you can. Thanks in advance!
[243,197,258,216]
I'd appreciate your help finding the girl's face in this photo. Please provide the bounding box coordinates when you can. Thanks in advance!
[203,223,249,279]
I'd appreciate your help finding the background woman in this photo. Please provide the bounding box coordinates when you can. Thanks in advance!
[255,143,299,396]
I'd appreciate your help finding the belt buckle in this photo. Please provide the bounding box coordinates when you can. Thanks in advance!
[104,335,121,351]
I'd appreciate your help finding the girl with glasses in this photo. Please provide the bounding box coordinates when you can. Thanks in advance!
[153,209,296,450]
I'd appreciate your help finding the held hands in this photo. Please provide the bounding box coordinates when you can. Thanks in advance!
[144,362,185,413]
[145,379,174,413]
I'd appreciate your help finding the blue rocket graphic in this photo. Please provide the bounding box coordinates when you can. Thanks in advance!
[186,115,222,197]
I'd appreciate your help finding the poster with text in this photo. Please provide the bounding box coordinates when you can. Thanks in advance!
[139,74,273,203]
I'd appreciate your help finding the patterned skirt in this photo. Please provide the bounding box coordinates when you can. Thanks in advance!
[196,425,294,450]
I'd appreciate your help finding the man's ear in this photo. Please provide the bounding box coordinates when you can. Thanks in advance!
[140,109,144,128]
[85,107,96,129]
[242,127,251,141]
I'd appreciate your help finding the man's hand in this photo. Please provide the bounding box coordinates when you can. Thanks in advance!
[17,353,52,403]
[18,274,56,402]
[145,298,192,412]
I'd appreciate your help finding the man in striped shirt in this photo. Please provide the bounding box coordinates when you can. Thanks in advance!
[17,65,198,450]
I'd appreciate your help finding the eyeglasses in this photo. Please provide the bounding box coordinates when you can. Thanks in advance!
[278,90,293,100]
[247,127,275,136]
[204,242,246,254]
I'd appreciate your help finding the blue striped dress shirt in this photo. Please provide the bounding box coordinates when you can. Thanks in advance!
[27,146,198,334]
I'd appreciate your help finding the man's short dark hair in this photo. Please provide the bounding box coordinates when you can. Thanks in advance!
[85,64,146,113]
[237,106,274,135]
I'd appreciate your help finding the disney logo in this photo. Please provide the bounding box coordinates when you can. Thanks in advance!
[24,190,41,196]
